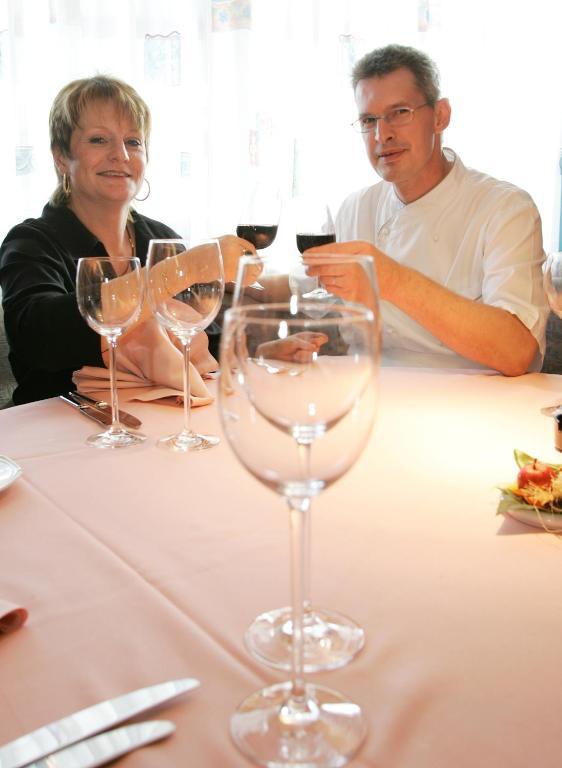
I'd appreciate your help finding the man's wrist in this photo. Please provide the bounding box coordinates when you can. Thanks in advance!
[378,252,403,302]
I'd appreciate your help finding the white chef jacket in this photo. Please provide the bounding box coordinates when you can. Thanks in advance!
[336,149,548,372]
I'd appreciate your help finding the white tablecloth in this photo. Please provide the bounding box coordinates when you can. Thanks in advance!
[1,367,562,767]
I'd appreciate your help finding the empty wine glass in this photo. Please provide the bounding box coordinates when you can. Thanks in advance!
[220,300,378,767]
[146,238,224,452]
[232,252,379,676]
[295,197,336,300]
[541,251,562,415]
[76,256,146,449]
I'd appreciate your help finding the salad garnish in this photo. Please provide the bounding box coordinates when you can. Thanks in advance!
[498,449,562,514]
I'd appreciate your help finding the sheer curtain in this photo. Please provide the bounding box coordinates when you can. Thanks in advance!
[0,0,560,265]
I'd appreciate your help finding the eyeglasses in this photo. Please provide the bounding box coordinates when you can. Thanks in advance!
[351,103,430,134]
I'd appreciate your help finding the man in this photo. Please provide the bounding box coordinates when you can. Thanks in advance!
[305,44,547,375]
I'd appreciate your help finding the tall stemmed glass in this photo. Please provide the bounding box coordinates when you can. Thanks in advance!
[236,181,281,252]
[541,251,562,414]
[233,252,378,674]
[76,256,145,449]
[220,300,378,766]
[295,197,336,300]
[146,238,224,452]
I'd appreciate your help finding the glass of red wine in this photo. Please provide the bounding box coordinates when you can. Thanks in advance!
[236,181,281,253]
[295,198,336,299]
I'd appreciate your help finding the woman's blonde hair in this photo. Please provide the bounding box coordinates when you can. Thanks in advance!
[49,75,151,206]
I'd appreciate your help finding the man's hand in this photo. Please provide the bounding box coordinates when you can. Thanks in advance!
[257,332,329,364]
[303,239,538,376]
[303,240,393,309]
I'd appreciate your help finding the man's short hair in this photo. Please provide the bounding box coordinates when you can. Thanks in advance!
[352,44,440,105]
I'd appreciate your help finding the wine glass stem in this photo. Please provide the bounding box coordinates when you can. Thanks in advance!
[302,510,311,614]
[181,337,193,435]
[107,334,121,433]
[296,441,313,613]
[287,496,311,701]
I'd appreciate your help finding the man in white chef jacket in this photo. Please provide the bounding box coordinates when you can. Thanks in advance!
[304,44,548,376]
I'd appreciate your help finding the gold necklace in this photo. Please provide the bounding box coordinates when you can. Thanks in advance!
[126,224,136,257]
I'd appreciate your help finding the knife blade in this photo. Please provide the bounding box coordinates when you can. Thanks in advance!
[29,720,175,768]
[0,678,199,768]
[70,392,142,430]
[59,395,112,427]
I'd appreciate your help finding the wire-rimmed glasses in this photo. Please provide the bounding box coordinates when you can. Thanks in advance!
[351,103,430,133]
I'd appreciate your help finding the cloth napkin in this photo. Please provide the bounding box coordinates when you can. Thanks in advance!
[73,318,217,406]
[0,599,28,635]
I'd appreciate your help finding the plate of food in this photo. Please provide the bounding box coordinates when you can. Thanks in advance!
[0,455,22,492]
[498,449,562,531]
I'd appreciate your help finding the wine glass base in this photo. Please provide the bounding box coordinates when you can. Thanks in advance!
[231,681,367,768]
[157,431,220,453]
[245,605,365,673]
[86,428,146,449]
[302,287,333,300]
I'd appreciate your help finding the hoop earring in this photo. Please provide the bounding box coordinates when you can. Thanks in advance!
[62,173,71,197]
[135,177,151,202]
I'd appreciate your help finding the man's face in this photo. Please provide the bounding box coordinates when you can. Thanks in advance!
[354,67,450,203]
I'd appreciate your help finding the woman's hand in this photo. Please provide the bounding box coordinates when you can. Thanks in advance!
[218,234,261,284]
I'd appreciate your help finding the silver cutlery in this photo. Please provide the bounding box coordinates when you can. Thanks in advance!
[0,677,199,768]
[59,395,112,427]
[29,720,175,768]
[68,392,142,429]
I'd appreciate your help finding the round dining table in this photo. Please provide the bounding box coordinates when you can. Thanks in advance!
[1,365,562,767]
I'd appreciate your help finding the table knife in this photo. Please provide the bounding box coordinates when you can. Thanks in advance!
[59,395,112,427]
[70,392,142,430]
[0,677,199,768]
[29,720,175,768]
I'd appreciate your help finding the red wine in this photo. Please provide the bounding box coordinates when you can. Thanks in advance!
[236,225,278,250]
[296,233,336,254]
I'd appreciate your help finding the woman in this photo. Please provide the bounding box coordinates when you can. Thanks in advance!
[0,75,252,404]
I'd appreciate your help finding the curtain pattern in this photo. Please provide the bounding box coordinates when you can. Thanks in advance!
[0,0,560,263]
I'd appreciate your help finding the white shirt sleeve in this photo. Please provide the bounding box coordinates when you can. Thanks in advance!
[480,188,547,355]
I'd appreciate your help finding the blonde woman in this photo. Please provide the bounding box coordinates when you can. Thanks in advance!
[0,75,252,404]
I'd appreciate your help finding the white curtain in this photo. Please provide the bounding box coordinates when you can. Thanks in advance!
[0,0,560,267]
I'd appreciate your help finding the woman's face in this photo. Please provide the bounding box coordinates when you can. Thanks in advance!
[54,98,147,211]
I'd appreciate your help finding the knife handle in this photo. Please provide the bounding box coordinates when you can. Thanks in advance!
[59,395,112,426]
[69,392,142,429]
